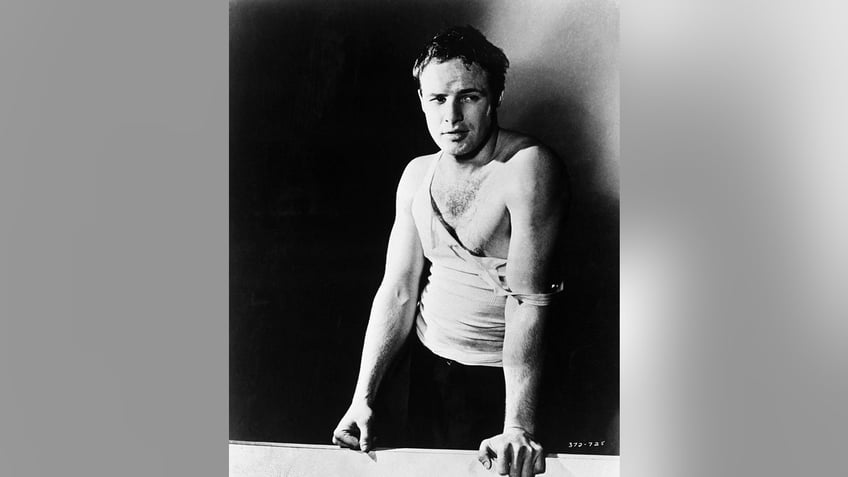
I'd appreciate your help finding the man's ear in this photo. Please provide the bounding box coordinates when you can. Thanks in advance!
[496,90,504,108]
[418,89,424,110]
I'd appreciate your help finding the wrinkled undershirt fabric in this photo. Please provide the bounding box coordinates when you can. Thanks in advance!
[411,154,564,367]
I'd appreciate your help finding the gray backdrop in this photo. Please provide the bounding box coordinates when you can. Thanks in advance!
[4,1,846,476]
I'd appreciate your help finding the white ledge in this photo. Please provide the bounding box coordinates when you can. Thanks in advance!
[230,440,619,477]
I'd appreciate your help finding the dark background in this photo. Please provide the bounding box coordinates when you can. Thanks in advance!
[230,0,619,454]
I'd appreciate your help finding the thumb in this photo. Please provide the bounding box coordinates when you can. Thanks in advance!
[358,420,372,452]
[477,439,493,470]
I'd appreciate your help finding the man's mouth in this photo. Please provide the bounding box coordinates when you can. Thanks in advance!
[441,130,468,136]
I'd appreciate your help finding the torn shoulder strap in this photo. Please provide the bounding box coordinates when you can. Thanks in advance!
[428,164,563,306]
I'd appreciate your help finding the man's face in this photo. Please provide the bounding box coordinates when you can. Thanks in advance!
[418,58,497,157]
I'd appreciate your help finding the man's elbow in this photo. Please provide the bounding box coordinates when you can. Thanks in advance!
[377,279,419,307]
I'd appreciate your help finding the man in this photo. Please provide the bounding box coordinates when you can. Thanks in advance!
[332,26,565,477]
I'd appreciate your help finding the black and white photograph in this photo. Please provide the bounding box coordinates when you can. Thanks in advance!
[6,2,848,477]
[230,0,619,475]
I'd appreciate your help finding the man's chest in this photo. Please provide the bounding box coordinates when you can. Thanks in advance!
[431,173,510,256]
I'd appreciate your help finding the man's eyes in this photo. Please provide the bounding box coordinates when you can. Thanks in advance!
[429,95,481,104]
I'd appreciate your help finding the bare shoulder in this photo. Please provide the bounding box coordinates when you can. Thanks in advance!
[499,132,565,203]
[507,144,563,176]
[397,152,438,202]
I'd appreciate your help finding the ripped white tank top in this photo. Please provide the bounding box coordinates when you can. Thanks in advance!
[411,154,563,367]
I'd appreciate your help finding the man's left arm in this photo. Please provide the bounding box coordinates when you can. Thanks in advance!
[478,147,565,477]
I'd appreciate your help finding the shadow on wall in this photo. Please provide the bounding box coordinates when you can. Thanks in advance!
[483,0,619,449]
[502,62,620,452]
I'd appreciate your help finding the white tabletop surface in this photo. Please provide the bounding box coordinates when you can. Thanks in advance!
[230,440,619,477]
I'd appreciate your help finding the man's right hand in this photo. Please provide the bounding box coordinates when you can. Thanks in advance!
[331,401,375,452]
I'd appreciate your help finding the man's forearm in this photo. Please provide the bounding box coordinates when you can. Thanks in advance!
[351,282,419,405]
[502,298,548,433]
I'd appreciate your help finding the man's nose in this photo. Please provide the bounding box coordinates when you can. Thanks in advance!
[444,99,463,124]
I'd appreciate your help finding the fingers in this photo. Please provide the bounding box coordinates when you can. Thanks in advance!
[332,403,376,452]
[520,445,534,477]
[531,442,546,474]
[478,439,544,477]
[331,426,360,450]
[478,439,494,470]
[510,445,528,477]
[332,420,375,452]
[495,443,512,476]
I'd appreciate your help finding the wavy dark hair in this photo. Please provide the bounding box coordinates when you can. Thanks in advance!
[412,25,510,104]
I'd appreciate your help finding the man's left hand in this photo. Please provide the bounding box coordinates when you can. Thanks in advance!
[477,428,545,476]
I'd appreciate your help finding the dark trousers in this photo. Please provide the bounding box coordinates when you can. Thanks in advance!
[405,336,506,450]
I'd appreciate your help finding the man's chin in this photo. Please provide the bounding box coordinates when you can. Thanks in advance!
[439,142,473,157]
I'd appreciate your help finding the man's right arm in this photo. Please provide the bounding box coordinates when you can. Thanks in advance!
[332,157,428,452]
